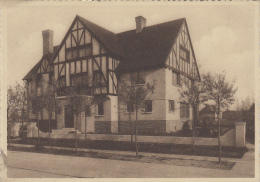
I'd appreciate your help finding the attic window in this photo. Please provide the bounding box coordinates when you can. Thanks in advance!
[180,46,190,63]
[66,46,92,60]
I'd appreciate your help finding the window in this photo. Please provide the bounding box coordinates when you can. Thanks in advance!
[79,48,86,57]
[72,50,78,59]
[131,71,145,85]
[66,50,72,60]
[93,70,102,86]
[58,75,66,87]
[180,102,189,118]
[86,47,92,56]
[169,100,175,112]
[66,46,92,60]
[172,72,180,85]
[31,100,36,114]
[180,46,190,63]
[85,105,91,117]
[36,74,42,88]
[126,103,134,113]
[97,102,104,115]
[82,74,89,86]
[71,74,82,86]
[144,100,152,112]
[49,73,54,84]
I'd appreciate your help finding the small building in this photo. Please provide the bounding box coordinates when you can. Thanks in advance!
[23,15,200,136]
[199,105,217,126]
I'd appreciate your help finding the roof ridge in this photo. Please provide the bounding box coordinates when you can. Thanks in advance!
[116,18,185,35]
[76,14,117,35]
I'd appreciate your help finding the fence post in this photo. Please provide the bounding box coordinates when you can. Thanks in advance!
[235,122,246,147]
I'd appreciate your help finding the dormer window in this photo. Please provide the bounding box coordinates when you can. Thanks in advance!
[180,46,190,63]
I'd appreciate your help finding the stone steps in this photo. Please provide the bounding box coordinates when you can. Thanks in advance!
[52,128,76,134]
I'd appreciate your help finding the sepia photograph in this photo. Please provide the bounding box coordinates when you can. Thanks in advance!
[3,1,258,179]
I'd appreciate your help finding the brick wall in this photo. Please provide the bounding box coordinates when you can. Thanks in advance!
[119,120,166,135]
[95,121,111,134]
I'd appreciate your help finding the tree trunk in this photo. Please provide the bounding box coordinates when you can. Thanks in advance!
[85,114,87,145]
[217,96,221,164]
[129,111,133,144]
[7,108,10,147]
[48,112,51,145]
[192,105,195,154]
[75,114,78,152]
[37,111,40,146]
[21,118,24,141]
[135,104,138,157]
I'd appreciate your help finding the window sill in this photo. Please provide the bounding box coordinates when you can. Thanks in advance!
[94,115,104,117]
[56,96,67,99]
[142,112,152,114]
[172,84,181,87]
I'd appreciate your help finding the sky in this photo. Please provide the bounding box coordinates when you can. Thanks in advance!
[5,2,257,110]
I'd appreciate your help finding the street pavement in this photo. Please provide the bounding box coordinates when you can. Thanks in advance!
[7,143,255,178]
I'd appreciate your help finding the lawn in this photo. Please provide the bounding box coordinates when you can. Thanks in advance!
[10,137,247,159]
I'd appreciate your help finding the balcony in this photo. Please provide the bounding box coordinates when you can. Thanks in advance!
[56,84,107,97]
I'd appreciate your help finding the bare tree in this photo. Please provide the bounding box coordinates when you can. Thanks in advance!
[7,82,28,144]
[179,76,207,153]
[15,82,28,141]
[118,75,155,156]
[28,76,45,148]
[42,80,58,144]
[65,77,95,152]
[7,85,18,146]
[201,71,237,164]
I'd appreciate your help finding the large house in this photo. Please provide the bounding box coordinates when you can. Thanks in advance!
[23,15,200,136]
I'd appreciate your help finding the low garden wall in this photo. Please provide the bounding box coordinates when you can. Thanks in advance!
[118,120,166,135]
[9,122,20,137]
[27,122,245,147]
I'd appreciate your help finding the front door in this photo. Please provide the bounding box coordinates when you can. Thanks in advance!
[65,105,74,128]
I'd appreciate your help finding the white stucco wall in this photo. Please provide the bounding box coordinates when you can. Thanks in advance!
[118,68,166,122]
[165,68,192,132]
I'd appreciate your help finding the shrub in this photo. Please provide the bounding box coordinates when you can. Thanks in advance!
[182,121,191,136]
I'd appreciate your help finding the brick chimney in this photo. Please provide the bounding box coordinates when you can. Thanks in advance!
[135,16,146,33]
[42,29,54,55]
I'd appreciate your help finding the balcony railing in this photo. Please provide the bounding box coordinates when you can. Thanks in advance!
[56,84,107,97]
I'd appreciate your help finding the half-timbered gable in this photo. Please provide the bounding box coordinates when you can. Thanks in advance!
[165,20,200,81]
[53,16,121,97]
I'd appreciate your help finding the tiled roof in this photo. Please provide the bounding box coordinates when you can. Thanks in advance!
[116,18,185,72]
[77,15,185,72]
[23,46,59,80]
[23,16,188,79]
[77,15,124,58]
